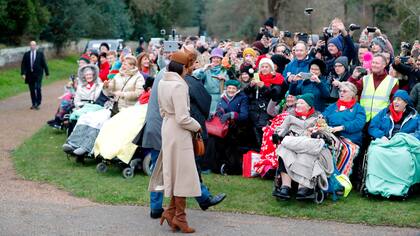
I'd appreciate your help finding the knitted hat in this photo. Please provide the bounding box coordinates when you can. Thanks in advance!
[252,41,265,54]
[371,37,387,52]
[79,54,90,64]
[210,47,224,59]
[393,89,413,106]
[297,93,315,108]
[100,42,110,51]
[225,79,241,88]
[334,56,349,69]
[270,54,290,73]
[258,57,275,72]
[309,58,327,75]
[240,63,254,78]
[242,48,257,58]
[264,17,274,28]
[339,82,358,97]
[328,37,344,52]
[170,51,189,66]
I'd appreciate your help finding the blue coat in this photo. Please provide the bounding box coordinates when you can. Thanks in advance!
[289,76,330,112]
[368,106,420,140]
[216,91,249,122]
[282,57,313,85]
[322,102,366,145]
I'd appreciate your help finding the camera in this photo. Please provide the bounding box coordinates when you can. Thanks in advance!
[283,31,292,38]
[366,26,376,33]
[401,42,411,50]
[349,24,361,31]
[304,8,314,15]
[160,29,166,36]
[297,32,309,43]
[357,67,368,78]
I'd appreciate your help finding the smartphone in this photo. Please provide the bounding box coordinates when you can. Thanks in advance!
[298,72,312,80]
[163,41,179,52]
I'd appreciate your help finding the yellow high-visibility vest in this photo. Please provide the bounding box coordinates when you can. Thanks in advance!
[359,74,398,122]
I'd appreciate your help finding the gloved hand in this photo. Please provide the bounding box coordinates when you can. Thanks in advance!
[215,107,225,117]
[272,133,284,144]
[220,113,231,124]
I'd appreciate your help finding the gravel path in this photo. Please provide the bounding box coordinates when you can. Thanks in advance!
[0,81,418,236]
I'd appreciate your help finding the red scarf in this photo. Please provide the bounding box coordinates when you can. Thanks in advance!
[142,67,150,75]
[86,81,95,90]
[336,98,356,111]
[389,104,404,123]
[295,107,315,119]
[259,72,284,86]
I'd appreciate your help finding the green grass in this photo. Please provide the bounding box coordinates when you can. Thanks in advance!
[13,127,420,227]
[0,55,78,100]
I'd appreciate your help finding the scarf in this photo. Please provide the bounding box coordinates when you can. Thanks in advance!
[120,66,139,77]
[336,98,357,111]
[389,104,404,123]
[210,65,223,75]
[295,107,315,119]
[142,67,150,75]
[86,81,95,90]
[259,72,284,86]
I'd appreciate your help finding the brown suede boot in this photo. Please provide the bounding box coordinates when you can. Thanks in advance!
[172,197,195,233]
[160,196,176,227]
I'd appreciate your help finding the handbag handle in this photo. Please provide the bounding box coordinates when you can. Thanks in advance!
[115,74,135,102]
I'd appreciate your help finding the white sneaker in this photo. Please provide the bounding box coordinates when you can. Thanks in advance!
[62,143,75,153]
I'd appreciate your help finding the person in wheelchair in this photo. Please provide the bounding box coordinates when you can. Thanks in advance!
[272,94,334,200]
[321,82,366,176]
[365,90,420,198]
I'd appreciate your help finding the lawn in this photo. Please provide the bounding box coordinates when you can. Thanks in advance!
[13,127,420,228]
[0,55,78,100]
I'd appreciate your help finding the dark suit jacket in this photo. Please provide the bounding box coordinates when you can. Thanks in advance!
[21,50,49,84]
[185,75,211,139]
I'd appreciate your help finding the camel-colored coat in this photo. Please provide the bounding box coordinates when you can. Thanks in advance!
[148,72,201,197]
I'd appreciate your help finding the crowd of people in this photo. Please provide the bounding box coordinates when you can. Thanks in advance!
[40,16,420,233]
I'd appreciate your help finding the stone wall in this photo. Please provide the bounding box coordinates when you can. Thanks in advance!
[0,40,88,68]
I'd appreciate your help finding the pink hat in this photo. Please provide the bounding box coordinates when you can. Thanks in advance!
[362,51,373,71]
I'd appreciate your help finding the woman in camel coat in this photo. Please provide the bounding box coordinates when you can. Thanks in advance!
[149,51,201,233]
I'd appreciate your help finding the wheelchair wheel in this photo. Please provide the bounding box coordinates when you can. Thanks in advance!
[96,162,108,173]
[359,152,369,193]
[142,153,152,176]
[122,167,134,179]
[314,190,325,204]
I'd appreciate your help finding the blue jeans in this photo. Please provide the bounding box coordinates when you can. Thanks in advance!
[149,150,211,213]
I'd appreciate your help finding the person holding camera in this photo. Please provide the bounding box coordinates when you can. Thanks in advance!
[288,58,329,111]
[282,41,313,85]
[326,56,352,104]
[392,55,420,92]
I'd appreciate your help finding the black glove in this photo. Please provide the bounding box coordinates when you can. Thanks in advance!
[272,133,284,144]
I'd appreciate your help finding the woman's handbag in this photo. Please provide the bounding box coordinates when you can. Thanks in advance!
[205,116,229,138]
[192,132,205,156]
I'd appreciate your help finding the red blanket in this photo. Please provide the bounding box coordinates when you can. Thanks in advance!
[254,111,289,177]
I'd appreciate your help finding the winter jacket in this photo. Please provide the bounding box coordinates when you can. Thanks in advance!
[74,64,103,108]
[216,91,249,123]
[185,75,212,140]
[289,76,330,111]
[326,71,351,103]
[324,35,356,75]
[99,61,110,82]
[193,66,229,114]
[274,111,320,138]
[106,71,145,110]
[368,106,419,140]
[244,84,274,128]
[410,83,420,113]
[282,57,313,85]
[392,63,420,91]
[322,102,366,145]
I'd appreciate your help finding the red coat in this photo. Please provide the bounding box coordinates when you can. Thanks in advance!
[99,61,110,82]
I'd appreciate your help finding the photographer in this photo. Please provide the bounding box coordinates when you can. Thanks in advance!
[282,41,313,85]
[256,17,276,41]
[392,55,420,92]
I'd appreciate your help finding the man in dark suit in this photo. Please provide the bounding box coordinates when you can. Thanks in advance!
[21,41,49,110]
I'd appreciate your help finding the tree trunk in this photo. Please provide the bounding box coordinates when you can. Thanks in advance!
[267,0,283,24]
